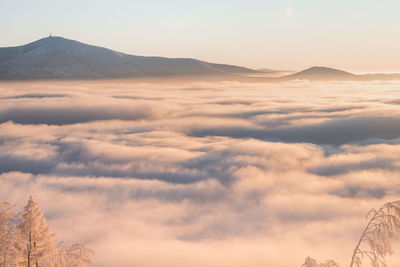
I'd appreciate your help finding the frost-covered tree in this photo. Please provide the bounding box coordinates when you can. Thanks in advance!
[64,244,94,267]
[47,242,93,267]
[303,200,400,267]
[0,201,18,267]
[302,256,340,267]
[48,242,66,267]
[350,200,400,267]
[17,196,56,267]
[302,256,319,267]
[0,197,93,266]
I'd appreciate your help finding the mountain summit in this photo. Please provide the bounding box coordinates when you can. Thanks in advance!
[283,66,356,81]
[0,36,259,80]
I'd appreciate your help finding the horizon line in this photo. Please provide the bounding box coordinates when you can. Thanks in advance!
[1,35,400,75]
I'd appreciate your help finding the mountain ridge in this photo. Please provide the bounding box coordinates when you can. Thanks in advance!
[280,66,400,81]
[0,36,260,80]
[1,37,399,81]
[283,66,355,80]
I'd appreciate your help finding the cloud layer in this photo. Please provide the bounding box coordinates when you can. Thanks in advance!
[1,80,400,266]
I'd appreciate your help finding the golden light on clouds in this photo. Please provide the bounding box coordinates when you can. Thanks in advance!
[2,80,400,266]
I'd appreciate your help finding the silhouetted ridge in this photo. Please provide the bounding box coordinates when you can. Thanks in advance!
[284,66,356,81]
[0,36,260,80]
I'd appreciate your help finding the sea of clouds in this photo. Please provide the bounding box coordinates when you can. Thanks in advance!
[1,80,400,266]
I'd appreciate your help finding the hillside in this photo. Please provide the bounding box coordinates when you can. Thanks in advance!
[0,36,260,80]
[282,66,356,81]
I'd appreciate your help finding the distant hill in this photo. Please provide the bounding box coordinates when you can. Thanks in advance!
[282,66,356,81]
[281,66,400,81]
[0,36,261,80]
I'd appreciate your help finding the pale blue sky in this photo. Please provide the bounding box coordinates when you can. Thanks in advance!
[1,0,400,72]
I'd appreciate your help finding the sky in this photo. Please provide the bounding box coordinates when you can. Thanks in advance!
[1,1,400,72]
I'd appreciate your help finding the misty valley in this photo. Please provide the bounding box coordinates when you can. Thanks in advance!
[1,80,400,266]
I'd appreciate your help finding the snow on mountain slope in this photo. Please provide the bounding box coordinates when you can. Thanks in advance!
[0,36,259,80]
